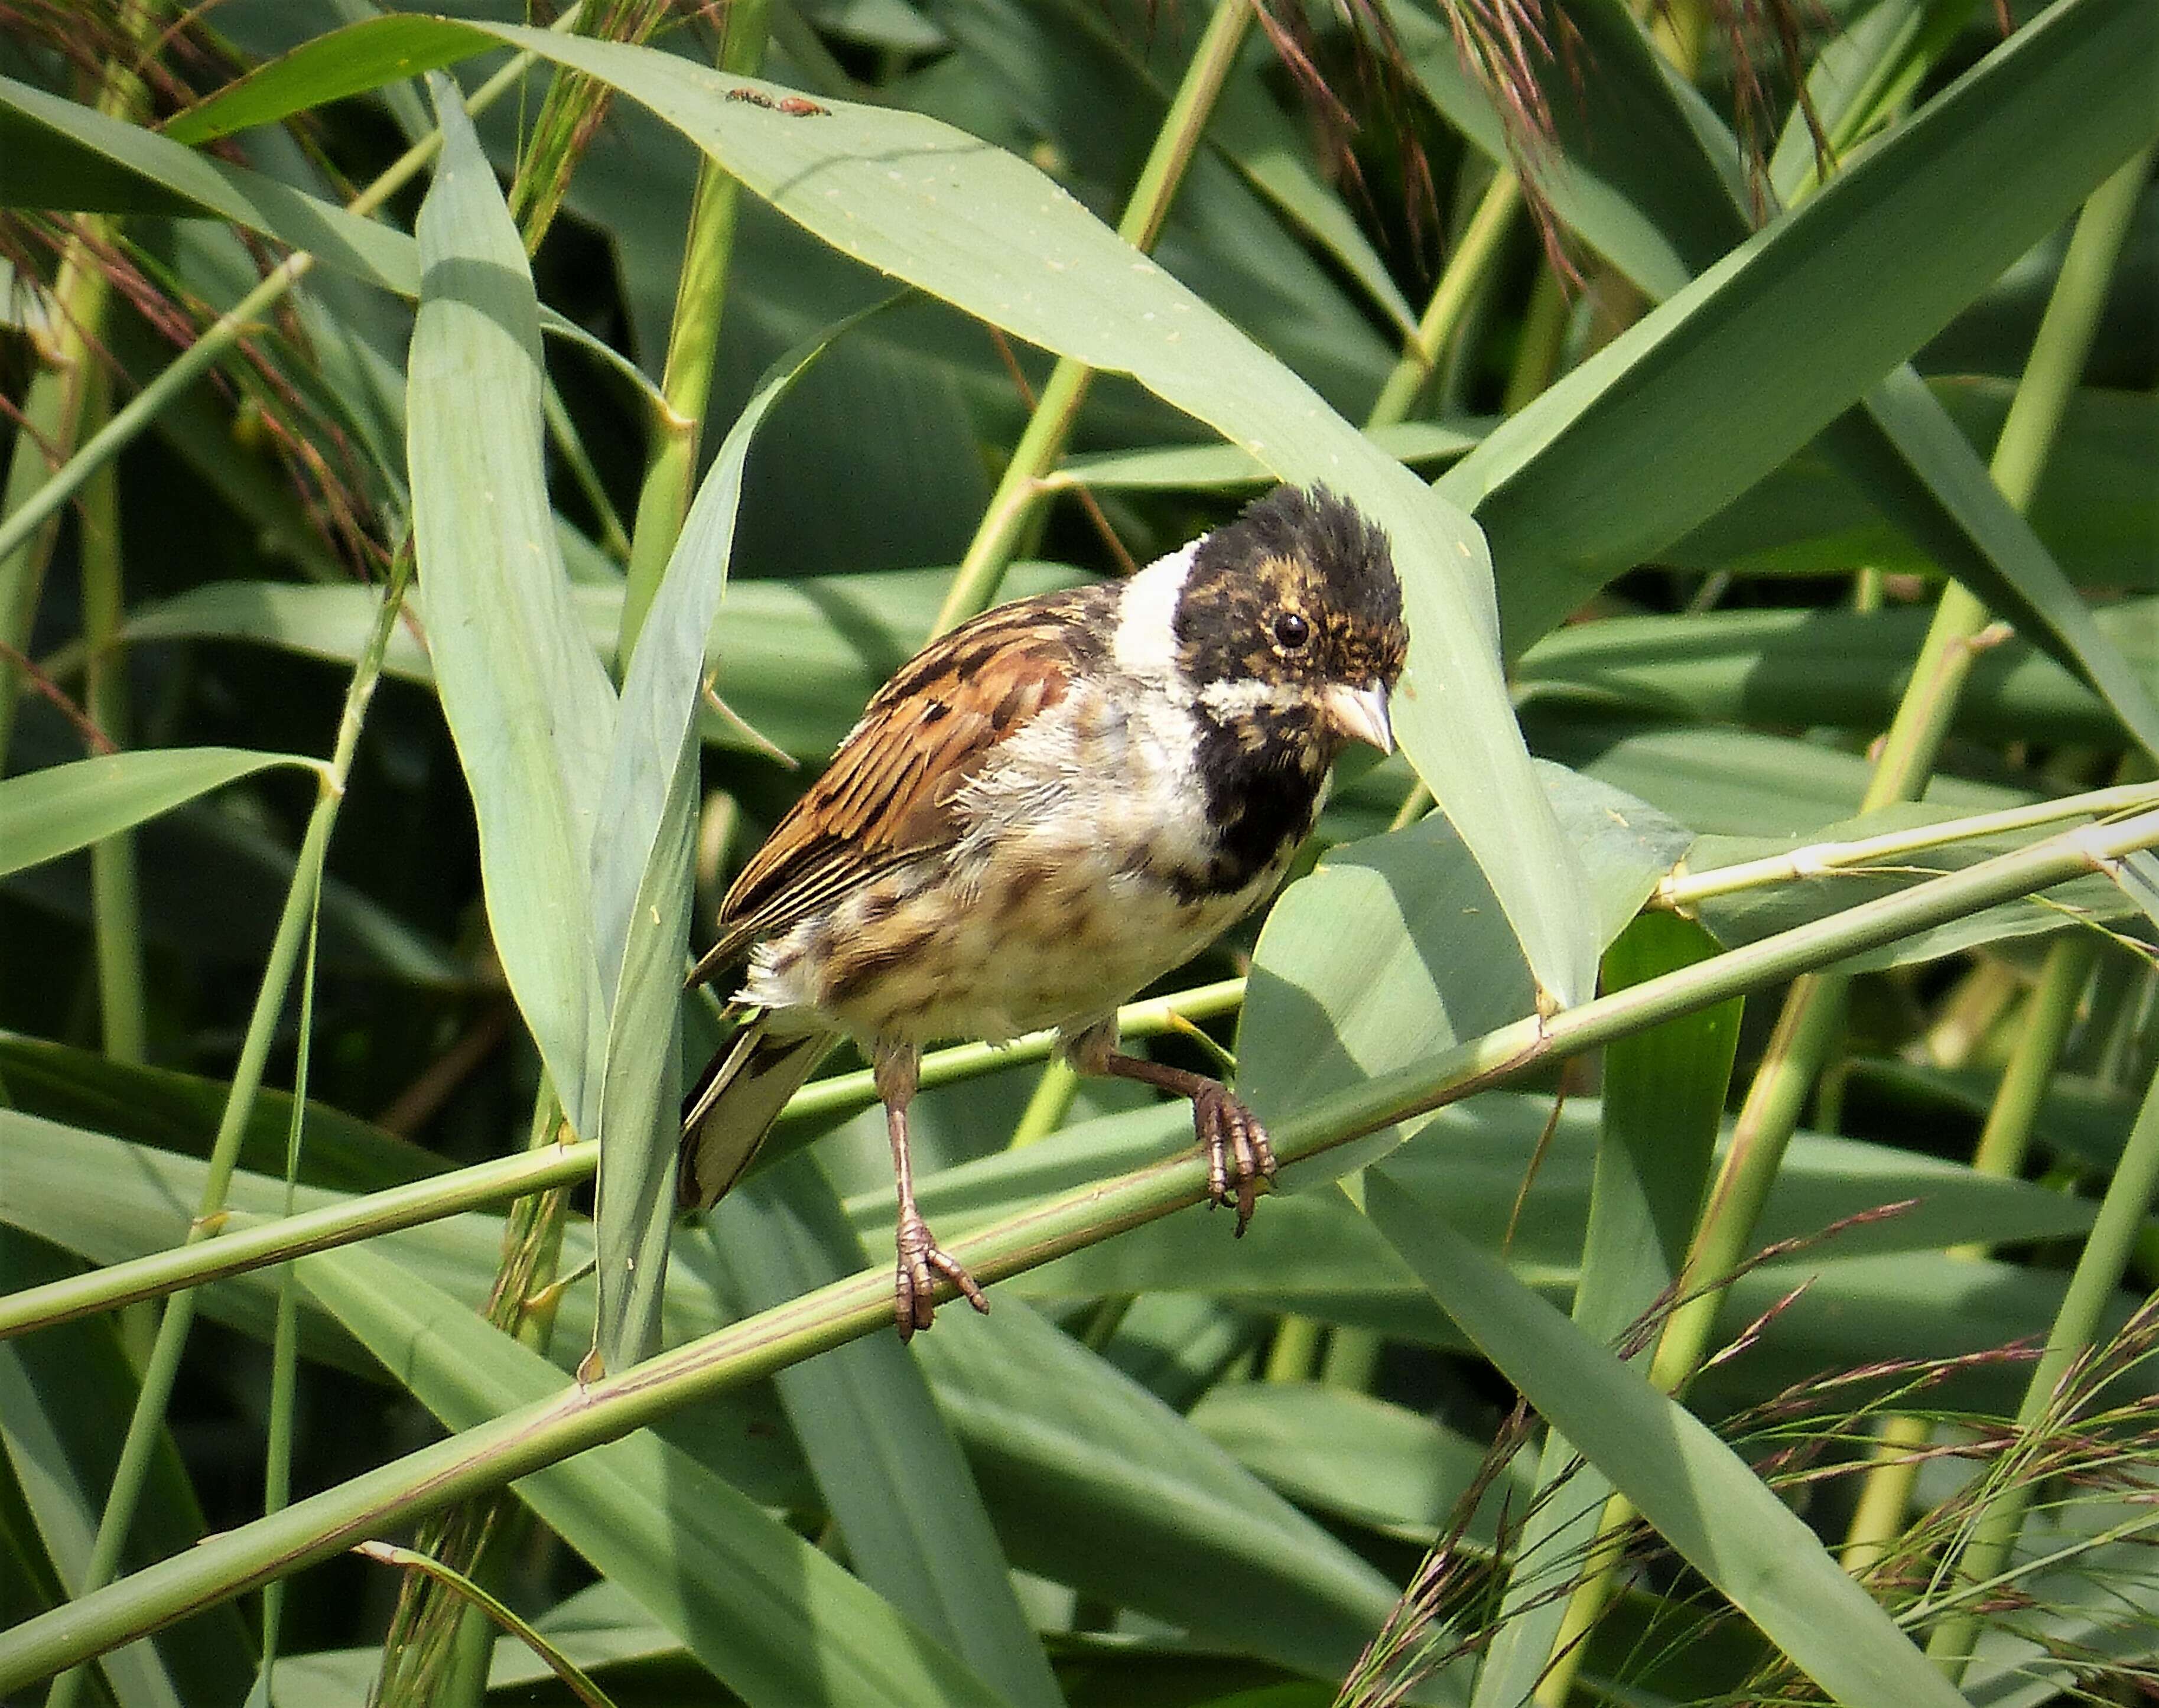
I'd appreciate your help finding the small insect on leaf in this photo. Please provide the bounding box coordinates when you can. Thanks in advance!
[775,96,831,116]
[726,87,776,108]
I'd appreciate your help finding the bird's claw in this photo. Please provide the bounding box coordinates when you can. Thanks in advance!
[893,1209,989,1340]
[1193,1084,1275,1236]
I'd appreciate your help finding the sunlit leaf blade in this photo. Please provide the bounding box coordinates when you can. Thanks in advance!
[589,305,877,1366]
[294,1242,1010,1708]
[407,74,615,1131]
[0,1238,255,1708]
[165,6,1597,1011]
[0,73,415,292]
[0,748,321,880]
[1433,0,2159,751]
[1518,598,2155,750]
[1239,765,1689,1189]
[1473,913,1738,1708]
[700,1157,1063,1708]
[1188,1381,1520,1544]
[1821,366,2159,757]
[909,1302,1412,1688]
[1365,1173,1972,1708]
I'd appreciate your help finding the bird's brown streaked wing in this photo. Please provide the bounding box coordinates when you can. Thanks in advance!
[690,591,1101,985]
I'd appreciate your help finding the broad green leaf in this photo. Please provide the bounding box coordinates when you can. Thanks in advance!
[882,1094,2098,1308]
[1847,1060,2141,1176]
[1429,0,2159,753]
[1527,712,2034,837]
[1684,802,2139,970]
[1365,1173,1972,1708]
[407,75,615,1132]
[1475,913,1737,1708]
[1237,764,1691,1189]
[0,73,415,293]
[294,1241,1010,1708]
[1820,365,2159,757]
[169,8,1598,1011]
[123,562,1089,761]
[1519,599,2153,750]
[0,1235,256,1708]
[0,1032,446,1192]
[1059,421,1486,491]
[699,1157,1063,1708]
[908,1302,1420,1692]
[0,748,321,880]
[1188,1382,1520,1544]
[590,308,871,1366]
[1665,380,2158,591]
[1209,57,1420,340]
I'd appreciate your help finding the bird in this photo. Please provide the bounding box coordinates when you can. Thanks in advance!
[679,483,1409,1338]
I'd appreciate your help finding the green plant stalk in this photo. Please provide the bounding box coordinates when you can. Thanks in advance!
[375,1088,574,1707]
[1366,171,1522,430]
[0,15,580,600]
[43,550,414,1708]
[1654,780,2159,909]
[1501,262,1571,415]
[1664,131,2149,1397]
[0,0,154,776]
[931,0,1257,636]
[1839,929,2099,1574]
[6,805,2155,1693]
[1008,1058,1081,1148]
[258,902,321,1697]
[544,384,632,561]
[509,0,671,248]
[0,1138,597,1341]
[0,980,1245,1341]
[1825,143,2153,1611]
[1960,931,2101,1241]
[1533,141,2150,1702]
[375,1088,574,1702]
[356,1541,614,1708]
[616,0,773,669]
[1319,1325,1382,1391]
[76,370,145,1064]
[1923,1058,2159,1676]
[1782,0,1983,206]
[1263,1316,1324,1382]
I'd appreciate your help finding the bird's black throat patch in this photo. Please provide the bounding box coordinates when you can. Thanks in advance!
[1172,711,1329,902]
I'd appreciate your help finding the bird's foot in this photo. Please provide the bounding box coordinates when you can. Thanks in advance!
[893,1207,989,1340]
[1193,1084,1276,1235]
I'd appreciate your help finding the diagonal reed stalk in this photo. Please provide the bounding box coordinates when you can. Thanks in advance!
[2,803,2154,1693]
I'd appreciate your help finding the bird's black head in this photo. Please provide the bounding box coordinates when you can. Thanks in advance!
[1172,484,1409,756]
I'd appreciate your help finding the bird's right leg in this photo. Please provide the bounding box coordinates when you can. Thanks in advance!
[876,1040,990,1339]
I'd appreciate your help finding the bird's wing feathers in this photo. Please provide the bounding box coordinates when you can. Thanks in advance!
[695,590,1102,981]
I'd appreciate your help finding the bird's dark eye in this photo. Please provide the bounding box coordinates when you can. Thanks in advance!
[1272,611,1311,650]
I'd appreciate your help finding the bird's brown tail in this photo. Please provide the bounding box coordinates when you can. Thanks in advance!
[677,1019,835,1210]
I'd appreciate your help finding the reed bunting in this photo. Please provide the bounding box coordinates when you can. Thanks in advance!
[681,484,1409,1336]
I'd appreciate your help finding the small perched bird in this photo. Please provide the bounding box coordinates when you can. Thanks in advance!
[680,484,1409,1336]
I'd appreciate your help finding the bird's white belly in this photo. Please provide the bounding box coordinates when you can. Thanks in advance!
[740,685,1292,1047]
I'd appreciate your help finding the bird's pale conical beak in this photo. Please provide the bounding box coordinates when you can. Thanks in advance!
[1322,682,1394,753]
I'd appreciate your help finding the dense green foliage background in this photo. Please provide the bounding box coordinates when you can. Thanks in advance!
[0,0,2155,1703]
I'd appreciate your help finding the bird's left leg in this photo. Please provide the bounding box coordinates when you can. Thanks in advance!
[1064,1019,1276,1233]
[876,1040,990,1339]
